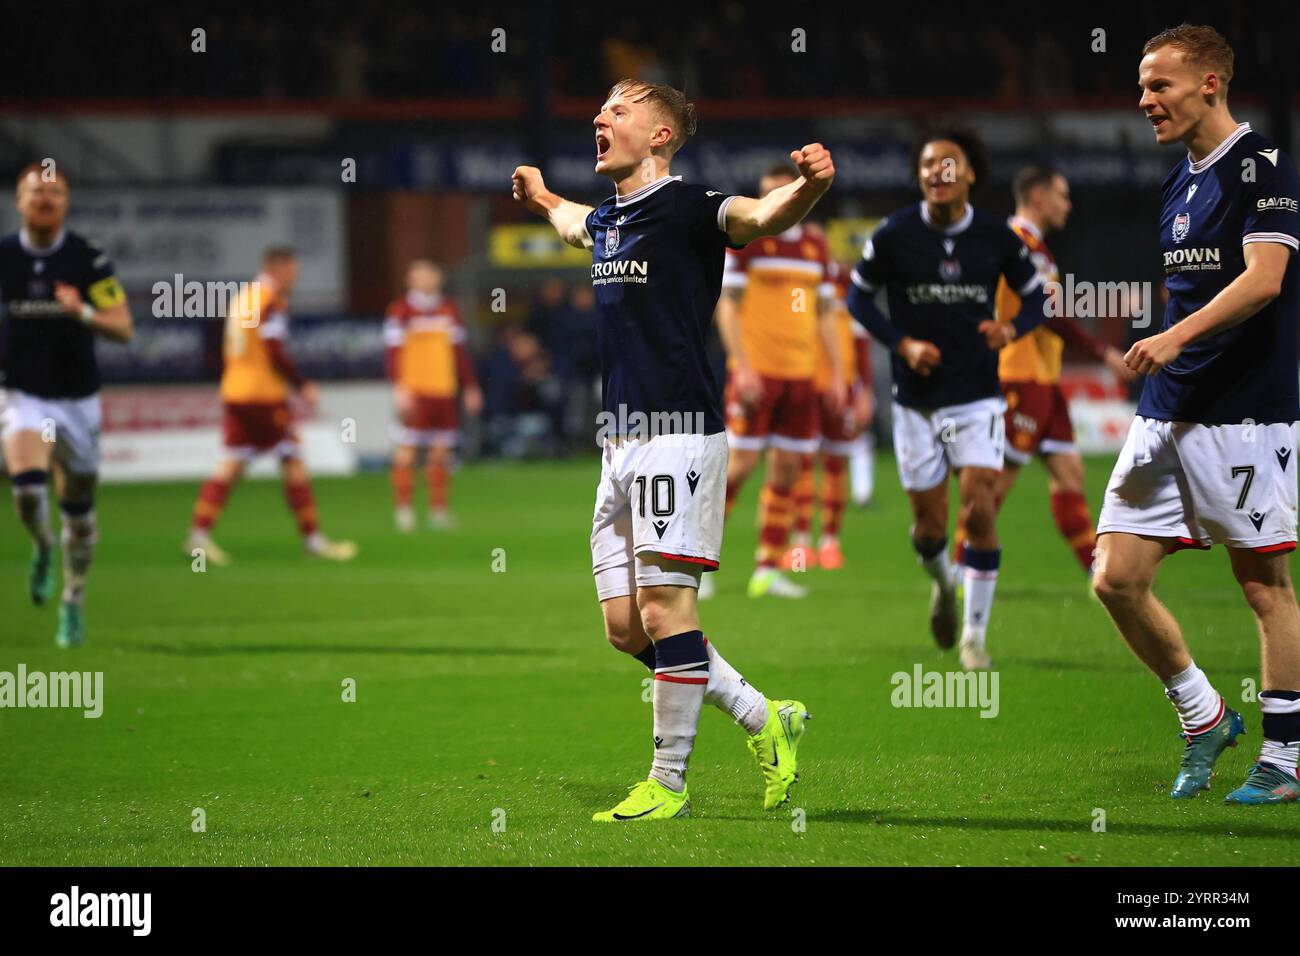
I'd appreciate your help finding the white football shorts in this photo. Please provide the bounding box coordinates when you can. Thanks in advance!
[591,431,728,600]
[0,389,102,474]
[1097,416,1298,551]
[891,395,1006,492]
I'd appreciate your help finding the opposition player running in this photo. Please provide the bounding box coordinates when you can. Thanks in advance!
[513,78,833,821]
[1,163,133,647]
[707,164,844,600]
[1093,25,1300,804]
[384,259,483,532]
[847,130,1049,671]
[785,257,874,571]
[185,247,356,564]
[953,165,1135,578]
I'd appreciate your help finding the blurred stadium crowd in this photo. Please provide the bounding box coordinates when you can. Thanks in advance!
[7,3,1272,102]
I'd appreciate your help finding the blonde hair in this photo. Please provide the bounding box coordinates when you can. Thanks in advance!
[1143,23,1234,92]
[606,78,698,154]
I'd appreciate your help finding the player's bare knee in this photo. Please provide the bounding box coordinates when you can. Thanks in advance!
[962,498,996,540]
[603,619,640,654]
[1230,551,1294,618]
[1235,567,1294,619]
[1092,562,1147,607]
[636,597,670,640]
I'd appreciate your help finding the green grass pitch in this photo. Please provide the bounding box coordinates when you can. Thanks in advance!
[1,453,1297,866]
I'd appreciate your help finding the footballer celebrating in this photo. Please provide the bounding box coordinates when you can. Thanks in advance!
[384,259,483,532]
[513,79,832,821]
[847,130,1049,671]
[1093,25,1300,804]
[185,247,357,565]
[1,163,133,647]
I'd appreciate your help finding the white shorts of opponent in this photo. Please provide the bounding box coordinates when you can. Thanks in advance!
[891,395,1006,493]
[591,431,728,600]
[0,389,102,474]
[1097,417,1299,551]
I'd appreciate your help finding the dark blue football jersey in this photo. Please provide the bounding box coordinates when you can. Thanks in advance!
[850,203,1041,408]
[1139,124,1300,425]
[584,176,739,437]
[0,228,124,399]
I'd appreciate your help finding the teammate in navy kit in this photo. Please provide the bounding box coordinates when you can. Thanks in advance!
[1,163,134,647]
[512,78,833,821]
[847,129,1049,671]
[1093,25,1300,804]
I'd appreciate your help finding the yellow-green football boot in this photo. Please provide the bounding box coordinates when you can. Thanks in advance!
[747,698,810,810]
[592,779,690,822]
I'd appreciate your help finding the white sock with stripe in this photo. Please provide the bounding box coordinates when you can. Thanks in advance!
[1163,662,1222,735]
[1259,691,1300,776]
[962,547,1001,648]
[649,631,710,793]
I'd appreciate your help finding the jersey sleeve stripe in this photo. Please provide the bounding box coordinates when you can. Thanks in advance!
[1017,271,1046,296]
[716,195,738,233]
[1242,232,1300,251]
[849,268,875,293]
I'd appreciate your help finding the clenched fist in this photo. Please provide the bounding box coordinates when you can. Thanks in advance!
[899,336,941,377]
[791,143,835,192]
[512,166,554,217]
[978,319,1016,350]
[53,281,85,318]
[1124,329,1183,376]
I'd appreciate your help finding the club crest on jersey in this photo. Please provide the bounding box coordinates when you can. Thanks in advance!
[603,225,621,257]
[939,259,962,282]
[1172,212,1191,243]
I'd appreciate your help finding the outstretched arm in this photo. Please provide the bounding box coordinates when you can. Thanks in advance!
[512,166,594,250]
[723,144,835,246]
